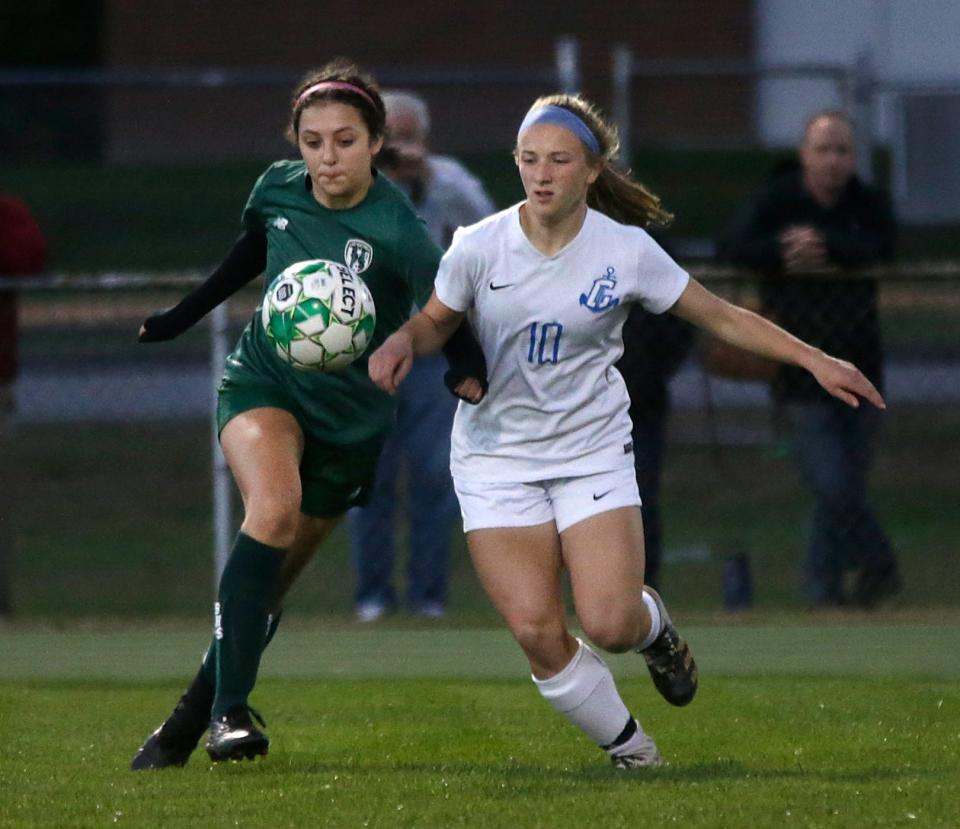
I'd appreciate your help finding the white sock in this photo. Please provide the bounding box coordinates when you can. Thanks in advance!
[607,718,653,758]
[533,639,633,747]
[636,589,662,651]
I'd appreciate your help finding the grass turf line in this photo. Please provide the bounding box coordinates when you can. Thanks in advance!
[2,625,960,682]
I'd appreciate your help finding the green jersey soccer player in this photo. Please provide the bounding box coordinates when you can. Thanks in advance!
[216,158,442,516]
[131,59,486,769]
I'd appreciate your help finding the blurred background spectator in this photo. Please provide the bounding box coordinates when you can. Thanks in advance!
[0,193,47,616]
[347,90,496,622]
[718,111,901,609]
[0,194,47,403]
[616,279,694,593]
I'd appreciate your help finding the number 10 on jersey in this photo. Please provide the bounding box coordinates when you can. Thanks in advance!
[528,321,563,365]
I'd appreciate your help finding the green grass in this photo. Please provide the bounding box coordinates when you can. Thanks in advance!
[3,625,960,682]
[1,626,959,828]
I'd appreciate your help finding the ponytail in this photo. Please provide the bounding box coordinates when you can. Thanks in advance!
[587,166,673,228]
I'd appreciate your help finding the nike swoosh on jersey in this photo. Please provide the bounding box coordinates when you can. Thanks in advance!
[592,490,613,501]
[489,282,515,290]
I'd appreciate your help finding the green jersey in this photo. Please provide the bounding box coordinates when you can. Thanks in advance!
[220,160,443,445]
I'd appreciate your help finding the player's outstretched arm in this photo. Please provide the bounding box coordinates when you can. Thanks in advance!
[138,228,266,342]
[369,292,467,396]
[672,278,886,410]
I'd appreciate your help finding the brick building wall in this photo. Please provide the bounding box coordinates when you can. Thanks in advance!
[103,0,753,161]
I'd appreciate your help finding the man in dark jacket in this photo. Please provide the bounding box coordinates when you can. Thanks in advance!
[718,110,901,608]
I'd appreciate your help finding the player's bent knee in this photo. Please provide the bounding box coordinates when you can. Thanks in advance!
[243,493,301,548]
[510,618,568,662]
[581,615,639,654]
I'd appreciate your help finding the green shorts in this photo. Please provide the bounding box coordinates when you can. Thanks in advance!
[217,380,385,518]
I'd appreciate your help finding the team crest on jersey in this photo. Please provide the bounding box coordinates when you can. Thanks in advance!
[344,239,374,274]
[579,266,620,313]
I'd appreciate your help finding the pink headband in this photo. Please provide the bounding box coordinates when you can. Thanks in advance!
[295,80,377,111]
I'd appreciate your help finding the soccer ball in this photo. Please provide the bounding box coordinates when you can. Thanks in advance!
[261,259,376,371]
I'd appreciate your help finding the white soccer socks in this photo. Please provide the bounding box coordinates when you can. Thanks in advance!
[533,638,655,761]
[635,587,663,651]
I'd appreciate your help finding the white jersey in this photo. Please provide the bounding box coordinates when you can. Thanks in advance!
[434,204,690,483]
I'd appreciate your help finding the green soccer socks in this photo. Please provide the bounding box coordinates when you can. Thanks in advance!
[210,532,284,718]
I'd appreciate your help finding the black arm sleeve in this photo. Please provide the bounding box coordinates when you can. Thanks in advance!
[138,228,267,342]
[441,319,488,403]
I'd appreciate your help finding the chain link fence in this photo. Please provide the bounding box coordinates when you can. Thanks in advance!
[2,48,959,618]
[1,265,957,618]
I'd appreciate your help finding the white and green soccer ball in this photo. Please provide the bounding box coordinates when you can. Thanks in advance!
[261,259,376,371]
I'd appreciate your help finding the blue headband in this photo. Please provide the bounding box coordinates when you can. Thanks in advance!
[517,105,601,154]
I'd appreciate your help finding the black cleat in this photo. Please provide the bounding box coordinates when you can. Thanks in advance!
[130,695,210,770]
[205,706,269,763]
[637,587,698,707]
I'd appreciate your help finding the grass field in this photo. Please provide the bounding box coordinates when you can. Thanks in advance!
[1,624,958,828]
[4,242,958,825]
[3,414,958,825]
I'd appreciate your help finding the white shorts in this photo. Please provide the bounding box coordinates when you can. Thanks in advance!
[454,466,641,534]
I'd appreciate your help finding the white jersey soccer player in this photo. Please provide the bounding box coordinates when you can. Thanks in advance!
[435,203,689,485]
[369,93,883,770]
